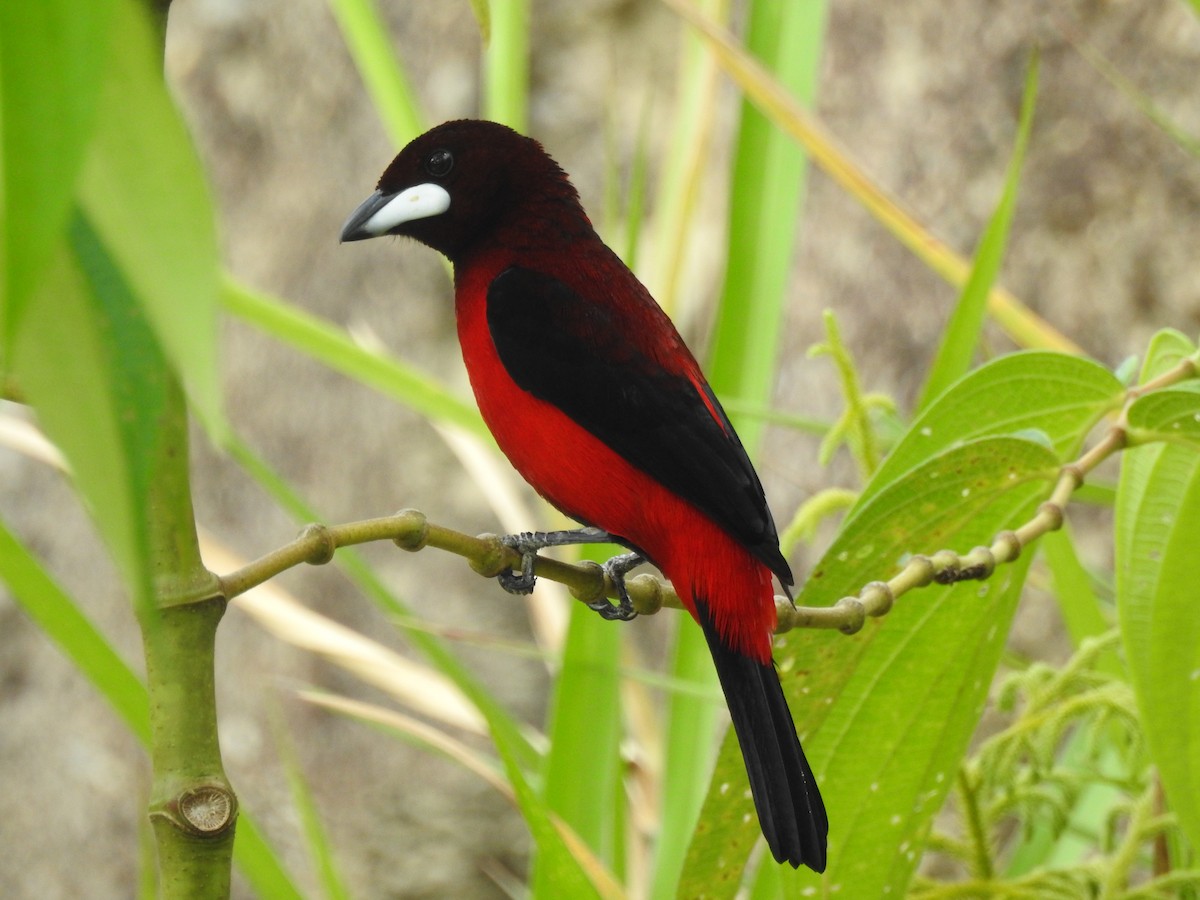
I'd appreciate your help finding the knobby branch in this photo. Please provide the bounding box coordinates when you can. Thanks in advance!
[216,354,1197,635]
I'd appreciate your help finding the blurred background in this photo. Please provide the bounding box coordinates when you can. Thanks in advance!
[2,0,1198,896]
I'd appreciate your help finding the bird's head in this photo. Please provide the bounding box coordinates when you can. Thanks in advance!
[340,119,581,261]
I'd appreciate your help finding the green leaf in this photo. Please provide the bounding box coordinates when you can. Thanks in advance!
[1116,340,1200,858]
[12,216,165,609]
[1139,328,1196,378]
[873,351,1122,495]
[221,277,489,440]
[274,715,351,900]
[683,350,1118,892]
[0,516,149,742]
[1125,383,1200,449]
[534,600,625,895]
[682,437,1058,895]
[0,0,113,351]
[916,53,1038,411]
[0,518,303,898]
[1041,527,1119,674]
[705,0,829,450]
[76,0,223,436]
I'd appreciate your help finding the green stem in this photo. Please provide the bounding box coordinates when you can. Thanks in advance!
[957,765,995,881]
[140,372,231,898]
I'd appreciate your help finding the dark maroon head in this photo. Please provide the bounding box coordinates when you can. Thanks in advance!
[340,119,583,262]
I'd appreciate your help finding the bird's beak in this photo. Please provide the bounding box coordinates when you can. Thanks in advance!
[340,190,392,243]
[340,183,452,243]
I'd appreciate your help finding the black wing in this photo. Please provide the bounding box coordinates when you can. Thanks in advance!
[487,265,792,587]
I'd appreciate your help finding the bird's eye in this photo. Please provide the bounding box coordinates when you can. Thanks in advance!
[425,149,454,178]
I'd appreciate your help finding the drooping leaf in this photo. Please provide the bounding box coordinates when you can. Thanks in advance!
[1116,330,1200,857]
[0,0,113,352]
[12,217,166,611]
[1125,382,1200,450]
[873,351,1122,494]
[77,0,223,436]
[683,437,1058,896]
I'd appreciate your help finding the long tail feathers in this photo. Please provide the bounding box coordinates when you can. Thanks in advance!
[697,601,829,872]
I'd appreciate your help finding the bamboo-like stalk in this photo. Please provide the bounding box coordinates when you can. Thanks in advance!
[139,370,232,898]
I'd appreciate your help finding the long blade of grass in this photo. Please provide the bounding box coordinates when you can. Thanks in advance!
[272,709,352,900]
[0,516,150,742]
[326,0,425,147]
[705,0,829,446]
[534,593,626,894]
[1056,15,1200,159]
[658,0,1080,355]
[915,52,1039,411]
[0,517,303,898]
[648,0,725,315]
[307,691,627,898]
[221,276,489,441]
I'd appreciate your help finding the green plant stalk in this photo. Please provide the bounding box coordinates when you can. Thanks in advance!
[956,765,995,881]
[484,0,529,131]
[327,0,425,147]
[139,371,232,898]
[705,0,826,448]
[533,546,626,895]
[650,0,725,316]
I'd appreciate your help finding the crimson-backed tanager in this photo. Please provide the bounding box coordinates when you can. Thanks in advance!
[341,119,828,871]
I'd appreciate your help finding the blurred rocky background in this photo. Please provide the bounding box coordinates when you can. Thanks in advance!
[1,0,1197,896]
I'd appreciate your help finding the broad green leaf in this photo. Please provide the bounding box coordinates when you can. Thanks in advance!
[873,351,1122,494]
[0,0,113,349]
[1125,382,1200,449]
[1116,336,1200,857]
[0,518,303,897]
[916,54,1038,411]
[682,437,1057,895]
[77,0,223,436]
[222,277,489,440]
[12,218,162,610]
[1138,328,1196,379]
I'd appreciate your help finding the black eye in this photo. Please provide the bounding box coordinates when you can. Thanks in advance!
[425,149,454,178]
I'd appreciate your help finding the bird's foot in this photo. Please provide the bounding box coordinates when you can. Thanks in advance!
[587,552,644,621]
[496,527,614,595]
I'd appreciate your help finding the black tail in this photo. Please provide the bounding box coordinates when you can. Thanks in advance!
[697,602,828,872]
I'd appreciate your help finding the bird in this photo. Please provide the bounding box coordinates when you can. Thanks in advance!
[341,119,828,871]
